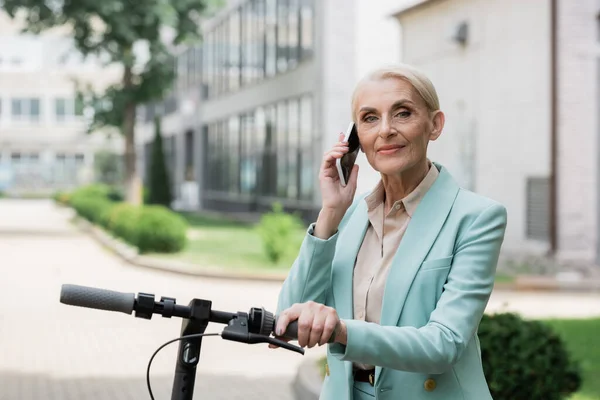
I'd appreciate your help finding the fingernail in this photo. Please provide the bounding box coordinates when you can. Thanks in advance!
[276,328,282,336]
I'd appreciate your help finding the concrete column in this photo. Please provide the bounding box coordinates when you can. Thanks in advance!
[316,0,357,204]
[555,0,599,263]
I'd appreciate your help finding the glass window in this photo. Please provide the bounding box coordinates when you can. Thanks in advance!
[195,45,202,85]
[262,105,277,195]
[11,99,22,116]
[230,9,241,92]
[178,51,187,91]
[241,3,250,86]
[254,106,266,154]
[228,116,240,193]
[11,98,41,122]
[277,0,289,73]
[209,124,219,190]
[209,124,217,190]
[187,47,195,87]
[287,98,299,199]
[254,0,266,81]
[185,131,194,181]
[300,0,314,60]
[217,26,224,96]
[241,114,257,195]
[245,2,256,85]
[218,22,226,96]
[55,98,67,121]
[276,101,288,197]
[265,0,277,77]
[75,96,84,116]
[299,95,313,147]
[203,33,212,98]
[217,122,226,191]
[287,0,300,69]
[299,95,315,200]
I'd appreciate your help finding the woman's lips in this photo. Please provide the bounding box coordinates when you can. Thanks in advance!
[377,145,405,155]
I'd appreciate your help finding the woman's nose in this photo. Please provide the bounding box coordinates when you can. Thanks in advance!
[378,117,395,138]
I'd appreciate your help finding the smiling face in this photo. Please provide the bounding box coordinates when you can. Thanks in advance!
[353,77,444,176]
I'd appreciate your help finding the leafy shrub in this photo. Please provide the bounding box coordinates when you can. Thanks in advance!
[107,203,141,245]
[71,184,112,200]
[106,187,124,202]
[257,202,304,263]
[70,195,114,225]
[67,184,186,254]
[97,203,117,229]
[52,191,71,206]
[479,313,581,400]
[135,205,187,253]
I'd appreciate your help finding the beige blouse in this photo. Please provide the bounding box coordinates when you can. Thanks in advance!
[352,162,439,370]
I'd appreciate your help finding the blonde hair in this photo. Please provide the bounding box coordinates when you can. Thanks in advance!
[351,64,440,122]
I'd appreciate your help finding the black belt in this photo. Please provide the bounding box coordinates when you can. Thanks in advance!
[353,368,375,386]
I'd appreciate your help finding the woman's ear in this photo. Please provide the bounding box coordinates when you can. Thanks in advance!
[429,110,445,141]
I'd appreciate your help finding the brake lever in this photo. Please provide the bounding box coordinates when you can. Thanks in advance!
[263,335,305,355]
[220,314,305,355]
[221,328,304,355]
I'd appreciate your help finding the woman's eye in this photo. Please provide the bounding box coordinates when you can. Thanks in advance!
[395,111,411,118]
[364,115,377,123]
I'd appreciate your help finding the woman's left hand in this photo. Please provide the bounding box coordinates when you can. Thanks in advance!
[275,301,346,348]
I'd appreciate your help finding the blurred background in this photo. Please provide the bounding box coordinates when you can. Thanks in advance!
[0,0,598,399]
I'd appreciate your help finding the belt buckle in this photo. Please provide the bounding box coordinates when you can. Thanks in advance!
[368,372,375,386]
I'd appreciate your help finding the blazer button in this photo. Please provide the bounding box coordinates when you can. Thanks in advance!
[325,363,330,376]
[424,378,436,392]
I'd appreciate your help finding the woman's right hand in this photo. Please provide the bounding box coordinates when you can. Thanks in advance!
[313,133,359,239]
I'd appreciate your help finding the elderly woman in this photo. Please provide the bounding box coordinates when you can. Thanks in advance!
[273,64,507,400]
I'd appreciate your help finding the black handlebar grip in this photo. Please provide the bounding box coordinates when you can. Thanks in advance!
[60,284,135,315]
[282,320,299,339]
[274,318,336,343]
[273,316,299,339]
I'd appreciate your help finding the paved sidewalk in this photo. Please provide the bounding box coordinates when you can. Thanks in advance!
[1,199,598,400]
[0,200,310,399]
[0,371,292,400]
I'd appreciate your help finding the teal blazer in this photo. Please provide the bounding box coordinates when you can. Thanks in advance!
[277,163,507,400]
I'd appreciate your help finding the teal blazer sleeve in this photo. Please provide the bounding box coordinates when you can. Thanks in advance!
[276,196,364,314]
[329,203,507,374]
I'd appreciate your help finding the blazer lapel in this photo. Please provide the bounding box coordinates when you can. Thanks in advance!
[376,163,460,381]
[331,199,369,321]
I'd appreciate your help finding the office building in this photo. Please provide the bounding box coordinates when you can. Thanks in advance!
[136,0,357,220]
[0,11,122,195]
[391,0,600,265]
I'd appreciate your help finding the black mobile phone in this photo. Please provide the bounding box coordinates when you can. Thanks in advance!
[336,122,360,186]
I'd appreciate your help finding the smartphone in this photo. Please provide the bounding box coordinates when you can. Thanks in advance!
[336,122,360,187]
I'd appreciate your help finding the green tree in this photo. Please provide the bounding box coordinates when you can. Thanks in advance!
[148,115,172,207]
[1,0,220,204]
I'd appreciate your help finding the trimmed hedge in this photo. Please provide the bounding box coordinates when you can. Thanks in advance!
[64,184,187,254]
[107,203,141,244]
[479,312,581,400]
[136,205,187,253]
[70,195,115,225]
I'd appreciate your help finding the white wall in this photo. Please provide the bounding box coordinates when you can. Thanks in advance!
[556,0,600,263]
[396,0,552,254]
